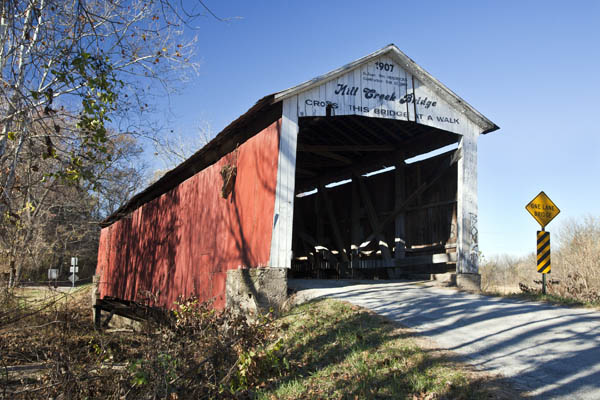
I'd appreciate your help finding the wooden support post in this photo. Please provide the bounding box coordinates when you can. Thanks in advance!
[351,177,361,272]
[394,159,406,259]
[94,306,102,330]
[315,191,323,247]
[357,177,392,261]
[294,206,313,265]
[449,204,458,246]
[457,134,479,275]
[359,149,462,252]
[297,230,317,247]
[319,186,349,262]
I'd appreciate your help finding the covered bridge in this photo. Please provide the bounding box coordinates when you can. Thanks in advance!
[95,44,498,311]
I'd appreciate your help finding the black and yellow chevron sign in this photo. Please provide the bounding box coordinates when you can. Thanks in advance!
[537,231,551,274]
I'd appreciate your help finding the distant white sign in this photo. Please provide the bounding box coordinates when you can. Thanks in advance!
[69,266,79,273]
[68,273,79,283]
[48,269,58,280]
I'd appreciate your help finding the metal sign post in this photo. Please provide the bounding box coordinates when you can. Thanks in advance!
[537,229,551,294]
[526,191,560,295]
[70,257,79,288]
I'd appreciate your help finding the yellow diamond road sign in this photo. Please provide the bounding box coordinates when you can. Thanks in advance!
[526,191,560,229]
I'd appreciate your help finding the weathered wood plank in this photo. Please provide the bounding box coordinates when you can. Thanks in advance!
[295,135,458,194]
[405,199,457,212]
[358,148,462,251]
[457,128,479,274]
[270,97,299,268]
[394,159,406,259]
[351,177,360,253]
[351,178,360,272]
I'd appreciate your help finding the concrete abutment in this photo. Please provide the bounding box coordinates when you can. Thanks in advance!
[226,267,288,315]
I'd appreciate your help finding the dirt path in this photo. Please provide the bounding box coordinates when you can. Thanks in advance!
[288,279,600,399]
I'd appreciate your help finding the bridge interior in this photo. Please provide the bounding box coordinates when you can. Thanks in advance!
[291,115,461,279]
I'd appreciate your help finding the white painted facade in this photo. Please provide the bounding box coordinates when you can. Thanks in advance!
[269,45,497,276]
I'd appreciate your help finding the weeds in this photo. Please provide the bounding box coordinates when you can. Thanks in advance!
[481,215,600,306]
[0,290,283,399]
[256,299,511,399]
[0,287,516,399]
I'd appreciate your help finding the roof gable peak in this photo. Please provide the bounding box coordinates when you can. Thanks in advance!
[275,44,498,134]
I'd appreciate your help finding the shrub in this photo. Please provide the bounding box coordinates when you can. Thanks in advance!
[481,215,600,304]
[0,292,284,399]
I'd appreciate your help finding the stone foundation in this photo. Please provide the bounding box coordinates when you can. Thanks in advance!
[431,273,457,286]
[107,314,145,331]
[456,273,481,292]
[226,267,287,315]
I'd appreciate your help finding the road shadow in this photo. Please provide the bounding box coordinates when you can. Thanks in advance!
[264,298,522,399]
[288,279,600,399]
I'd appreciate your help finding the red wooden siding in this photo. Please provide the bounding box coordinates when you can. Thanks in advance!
[96,120,281,309]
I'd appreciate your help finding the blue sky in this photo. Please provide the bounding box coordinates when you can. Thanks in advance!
[157,1,600,258]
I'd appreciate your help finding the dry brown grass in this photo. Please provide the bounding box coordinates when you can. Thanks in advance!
[481,216,600,304]
[0,287,280,399]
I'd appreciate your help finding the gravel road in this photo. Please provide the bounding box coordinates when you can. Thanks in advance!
[288,279,600,399]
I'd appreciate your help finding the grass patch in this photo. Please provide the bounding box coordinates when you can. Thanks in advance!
[257,299,515,399]
[1,288,519,399]
[486,290,600,308]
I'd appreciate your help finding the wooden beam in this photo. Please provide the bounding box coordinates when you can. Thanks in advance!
[316,151,352,164]
[405,199,457,212]
[297,144,396,152]
[369,117,409,140]
[300,117,358,147]
[294,205,316,258]
[297,158,349,169]
[319,119,364,147]
[297,231,317,247]
[296,167,317,177]
[296,152,397,193]
[295,138,458,194]
[356,176,392,261]
[351,178,360,252]
[315,190,323,246]
[351,178,360,273]
[394,158,406,259]
[402,131,459,160]
[358,149,462,251]
[319,186,350,262]
[350,115,389,142]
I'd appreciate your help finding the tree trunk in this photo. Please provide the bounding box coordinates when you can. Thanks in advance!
[8,259,15,288]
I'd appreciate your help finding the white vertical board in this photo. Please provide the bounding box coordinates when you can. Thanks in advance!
[269,96,299,268]
[456,120,480,274]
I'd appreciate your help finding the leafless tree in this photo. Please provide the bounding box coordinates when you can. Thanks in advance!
[150,121,214,183]
[0,0,227,285]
